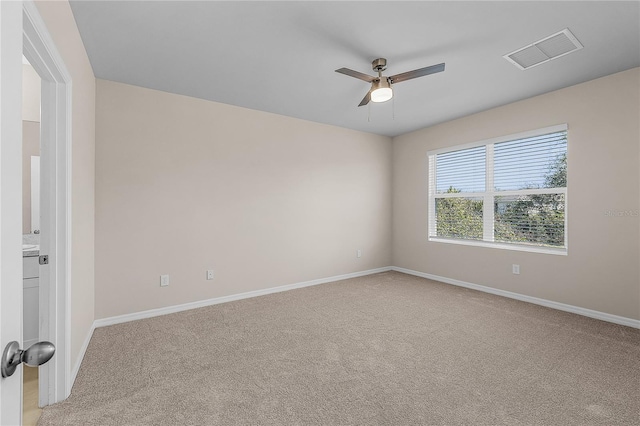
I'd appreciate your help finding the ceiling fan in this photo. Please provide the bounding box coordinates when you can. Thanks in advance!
[335,58,445,107]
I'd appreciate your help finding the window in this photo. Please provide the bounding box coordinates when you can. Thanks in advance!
[428,125,567,254]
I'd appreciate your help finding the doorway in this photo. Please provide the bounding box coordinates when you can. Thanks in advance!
[22,0,72,415]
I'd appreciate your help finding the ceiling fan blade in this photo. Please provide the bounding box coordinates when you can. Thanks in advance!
[358,91,371,107]
[389,63,445,84]
[335,68,376,83]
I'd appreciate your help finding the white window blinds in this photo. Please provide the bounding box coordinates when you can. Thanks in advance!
[436,146,486,193]
[428,125,568,254]
[494,132,567,191]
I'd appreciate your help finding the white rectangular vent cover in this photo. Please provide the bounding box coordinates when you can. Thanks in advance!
[504,29,583,70]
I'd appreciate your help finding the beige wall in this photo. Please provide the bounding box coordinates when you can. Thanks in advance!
[35,1,96,370]
[95,79,392,319]
[392,68,640,320]
[22,63,40,122]
[22,121,40,234]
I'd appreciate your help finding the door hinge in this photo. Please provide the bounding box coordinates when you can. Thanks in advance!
[39,255,48,265]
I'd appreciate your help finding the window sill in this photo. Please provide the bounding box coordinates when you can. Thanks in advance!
[428,237,567,256]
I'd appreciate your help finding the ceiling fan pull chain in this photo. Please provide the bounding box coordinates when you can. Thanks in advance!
[392,95,395,120]
[368,102,371,122]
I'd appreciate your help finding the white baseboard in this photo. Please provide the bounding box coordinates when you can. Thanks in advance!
[94,266,392,328]
[391,266,640,329]
[70,321,95,390]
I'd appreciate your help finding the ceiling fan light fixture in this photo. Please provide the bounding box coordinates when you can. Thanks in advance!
[370,79,393,103]
[371,87,392,103]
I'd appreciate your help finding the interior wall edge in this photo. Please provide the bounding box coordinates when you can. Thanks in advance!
[70,321,96,390]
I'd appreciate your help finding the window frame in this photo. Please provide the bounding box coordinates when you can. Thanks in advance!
[427,124,568,256]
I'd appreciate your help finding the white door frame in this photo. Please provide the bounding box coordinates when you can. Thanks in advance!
[0,0,26,423]
[23,0,72,408]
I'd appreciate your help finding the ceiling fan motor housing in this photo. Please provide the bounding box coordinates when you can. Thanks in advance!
[372,58,387,72]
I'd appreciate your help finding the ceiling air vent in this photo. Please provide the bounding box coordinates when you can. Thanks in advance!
[504,28,583,70]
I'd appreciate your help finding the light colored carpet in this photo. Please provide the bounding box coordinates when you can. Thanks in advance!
[39,271,639,425]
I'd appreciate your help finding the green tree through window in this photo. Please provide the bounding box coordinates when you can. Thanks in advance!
[494,153,566,247]
[435,188,483,240]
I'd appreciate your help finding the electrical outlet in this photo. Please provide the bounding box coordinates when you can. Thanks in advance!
[512,264,520,275]
[206,270,214,280]
[357,249,362,258]
[160,274,170,287]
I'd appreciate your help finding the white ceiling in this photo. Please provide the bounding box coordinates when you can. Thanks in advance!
[69,1,640,137]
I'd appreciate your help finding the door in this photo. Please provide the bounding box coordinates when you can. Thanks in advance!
[1,1,26,424]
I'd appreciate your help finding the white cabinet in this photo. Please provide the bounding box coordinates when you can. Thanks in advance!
[23,256,39,348]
